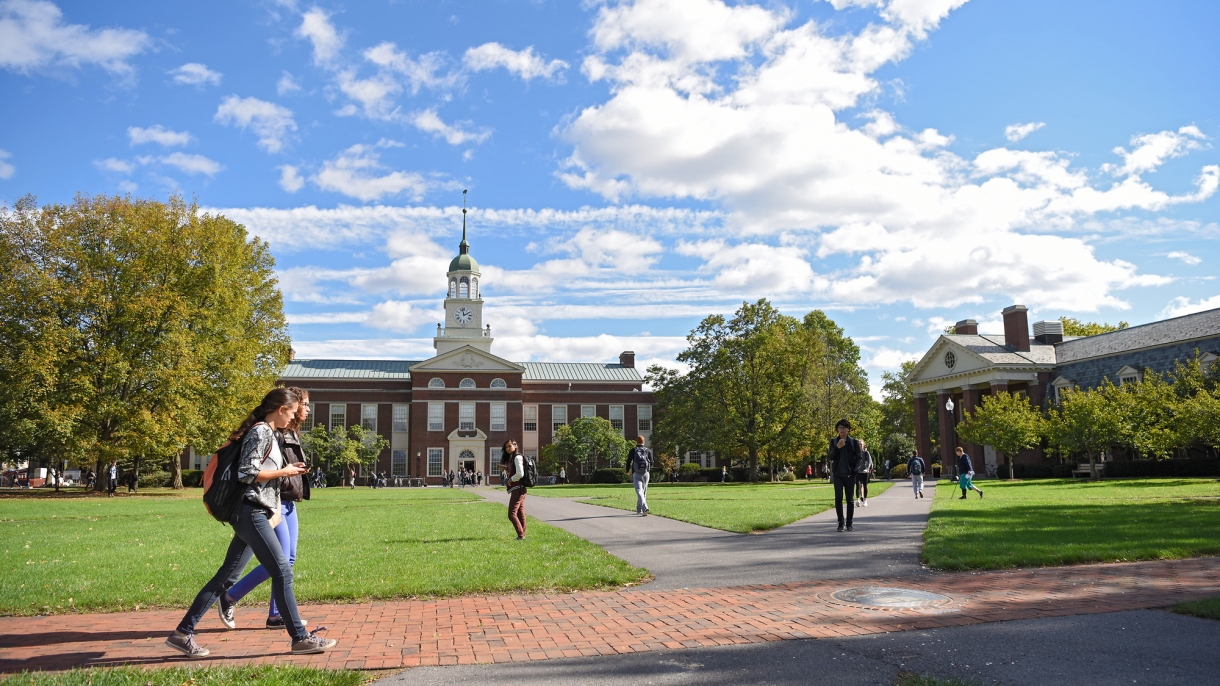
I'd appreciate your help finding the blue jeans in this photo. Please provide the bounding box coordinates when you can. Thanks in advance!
[228,501,298,617]
[633,471,650,513]
[175,501,307,641]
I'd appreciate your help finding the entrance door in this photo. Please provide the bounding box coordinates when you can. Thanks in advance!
[459,449,476,473]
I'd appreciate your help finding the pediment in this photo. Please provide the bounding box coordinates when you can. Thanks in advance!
[908,337,992,384]
[410,345,526,373]
[1050,375,1074,388]
[448,428,487,441]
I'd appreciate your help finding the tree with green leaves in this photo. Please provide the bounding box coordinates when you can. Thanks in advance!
[802,310,872,463]
[955,391,1046,480]
[1047,384,1126,479]
[879,358,939,463]
[1110,371,1184,460]
[552,416,632,479]
[0,194,291,488]
[1059,317,1129,337]
[345,425,390,478]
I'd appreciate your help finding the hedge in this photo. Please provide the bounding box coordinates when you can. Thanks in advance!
[181,469,203,487]
[590,468,630,484]
[1107,459,1220,478]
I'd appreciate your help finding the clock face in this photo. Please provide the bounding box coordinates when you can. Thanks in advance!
[454,306,473,325]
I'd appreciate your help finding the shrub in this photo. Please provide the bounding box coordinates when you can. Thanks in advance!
[591,468,630,484]
[181,469,203,487]
[888,463,908,479]
[778,470,796,481]
[137,469,169,488]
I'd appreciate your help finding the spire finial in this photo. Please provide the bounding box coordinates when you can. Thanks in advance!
[459,189,469,254]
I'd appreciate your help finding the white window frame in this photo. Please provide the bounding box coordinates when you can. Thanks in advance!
[609,405,624,434]
[459,402,475,430]
[581,404,596,418]
[637,405,652,432]
[490,402,506,432]
[428,378,445,388]
[427,448,444,477]
[490,447,503,474]
[552,405,568,433]
[330,404,346,432]
[361,404,378,433]
[523,405,538,432]
[459,378,476,389]
[391,450,407,477]
[490,378,507,389]
[392,404,409,433]
[428,403,445,432]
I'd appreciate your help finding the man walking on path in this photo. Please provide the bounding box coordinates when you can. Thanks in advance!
[106,460,118,497]
[855,440,874,507]
[628,437,652,515]
[828,419,860,532]
[908,451,927,499]
[956,446,984,499]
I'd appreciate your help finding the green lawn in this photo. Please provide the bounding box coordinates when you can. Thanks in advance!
[1172,596,1220,621]
[533,480,891,533]
[922,478,1220,570]
[0,487,646,616]
[2,665,367,685]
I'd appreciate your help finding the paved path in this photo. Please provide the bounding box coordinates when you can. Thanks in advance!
[479,479,936,589]
[4,557,1220,674]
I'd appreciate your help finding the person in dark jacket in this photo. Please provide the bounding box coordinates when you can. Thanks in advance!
[955,446,984,499]
[827,419,861,531]
[223,388,313,629]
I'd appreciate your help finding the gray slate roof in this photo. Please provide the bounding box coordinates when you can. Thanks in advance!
[1055,307,1220,364]
[281,359,419,379]
[943,335,1058,365]
[522,362,643,382]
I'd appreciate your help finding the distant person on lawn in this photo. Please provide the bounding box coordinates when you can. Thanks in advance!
[106,460,118,497]
[628,437,653,515]
[855,440,874,508]
[955,446,983,499]
[167,387,336,659]
[828,419,860,532]
[907,451,927,499]
[500,440,528,539]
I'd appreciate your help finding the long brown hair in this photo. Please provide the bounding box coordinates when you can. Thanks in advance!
[230,387,298,442]
[285,387,309,433]
[500,439,518,466]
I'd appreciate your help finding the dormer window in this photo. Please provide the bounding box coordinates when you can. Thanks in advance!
[428,378,445,388]
[1116,365,1142,386]
[490,378,507,389]
[459,378,476,389]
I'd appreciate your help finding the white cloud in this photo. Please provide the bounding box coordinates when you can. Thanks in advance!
[127,125,191,147]
[410,109,490,146]
[170,62,221,87]
[677,239,820,295]
[0,0,151,76]
[311,140,430,202]
[296,6,343,66]
[864,347,921,369]
[1166,251,1201,266]
[142,152,222,176]
[278,165,305,193]
[464,42,568,81]
[1161,294,1220,319]
[94,157,134,174]
[1106,126,1209,178]
[1004,121,1044,142]
[0,149,15,178]
[277,71,301,95]
[214,96,297,153]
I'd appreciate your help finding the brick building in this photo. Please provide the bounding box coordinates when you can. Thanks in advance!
[262,219,654,484]
[908,305,1220,473]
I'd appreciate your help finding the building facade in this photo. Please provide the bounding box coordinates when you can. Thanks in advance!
[908,305,1220,473]
[270,220,655,485]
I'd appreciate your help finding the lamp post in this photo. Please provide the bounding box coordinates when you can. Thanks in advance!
[416,451,422,485]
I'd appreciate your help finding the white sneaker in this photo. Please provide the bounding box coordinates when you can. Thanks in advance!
[863,500,868,507]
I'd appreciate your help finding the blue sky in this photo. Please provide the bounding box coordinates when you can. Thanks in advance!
[2,0,1217,396]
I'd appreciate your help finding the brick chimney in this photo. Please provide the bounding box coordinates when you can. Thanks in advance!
[954,319,978,335]
[619,351,636,368]
[1002,305,1030,352]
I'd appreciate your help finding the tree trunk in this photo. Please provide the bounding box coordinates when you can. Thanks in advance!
[748,447,759,482]
[1088,451,1098,480]
[169,450,184,489]
[94,457,105,492]
[131,456,140,493]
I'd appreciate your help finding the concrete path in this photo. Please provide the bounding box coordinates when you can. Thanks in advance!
[479,479,937,589]
[376,608,1220,686]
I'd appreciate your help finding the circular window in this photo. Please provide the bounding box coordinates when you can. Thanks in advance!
[944,351,956,370]
[428,378,445,388]
[490,378,507,389]
[459,378,476,388]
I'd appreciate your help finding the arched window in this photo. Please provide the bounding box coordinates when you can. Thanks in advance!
[471,277,479,298]
[459,277,469,298]
[448,280,457,298]
[428,378,445,388]
[490,378,507,389]
[459,378,476,389]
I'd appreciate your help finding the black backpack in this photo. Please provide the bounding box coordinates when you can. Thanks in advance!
[520,454,539,487]
[202,425,272,524]
[909,457,924,476]
[632,447,652,473]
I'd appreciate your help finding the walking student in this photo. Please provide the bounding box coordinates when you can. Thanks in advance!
[955,446,984,499]
[223,388,312,630]
[106,460,118,497]
[166,388,336,658]
[828,419,860,532]
[501,440,529,539]
[855,440,873,507]
[908,451,927,499]
[628,437,652,515]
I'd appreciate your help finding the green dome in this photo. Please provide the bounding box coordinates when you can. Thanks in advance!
[449,251,479,273]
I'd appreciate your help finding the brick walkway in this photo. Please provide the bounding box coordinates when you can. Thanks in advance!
[3,557,1219,674]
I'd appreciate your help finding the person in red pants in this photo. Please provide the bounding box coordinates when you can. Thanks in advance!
[500,440,528,540]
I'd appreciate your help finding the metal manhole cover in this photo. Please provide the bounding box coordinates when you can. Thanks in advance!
[830,587,952,609]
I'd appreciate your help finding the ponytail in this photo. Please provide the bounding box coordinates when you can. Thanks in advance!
[230,387,298,442]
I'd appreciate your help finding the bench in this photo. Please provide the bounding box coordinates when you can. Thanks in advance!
[1072,462,1105,478]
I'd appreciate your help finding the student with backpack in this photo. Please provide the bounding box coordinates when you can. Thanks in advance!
[167,388,336,658]
[499,439,535,540]
[627,436,652,515]
[907,451,927,499]
[222,388,312,630]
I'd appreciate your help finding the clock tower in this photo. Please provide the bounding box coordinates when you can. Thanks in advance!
[435,194,493,355]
